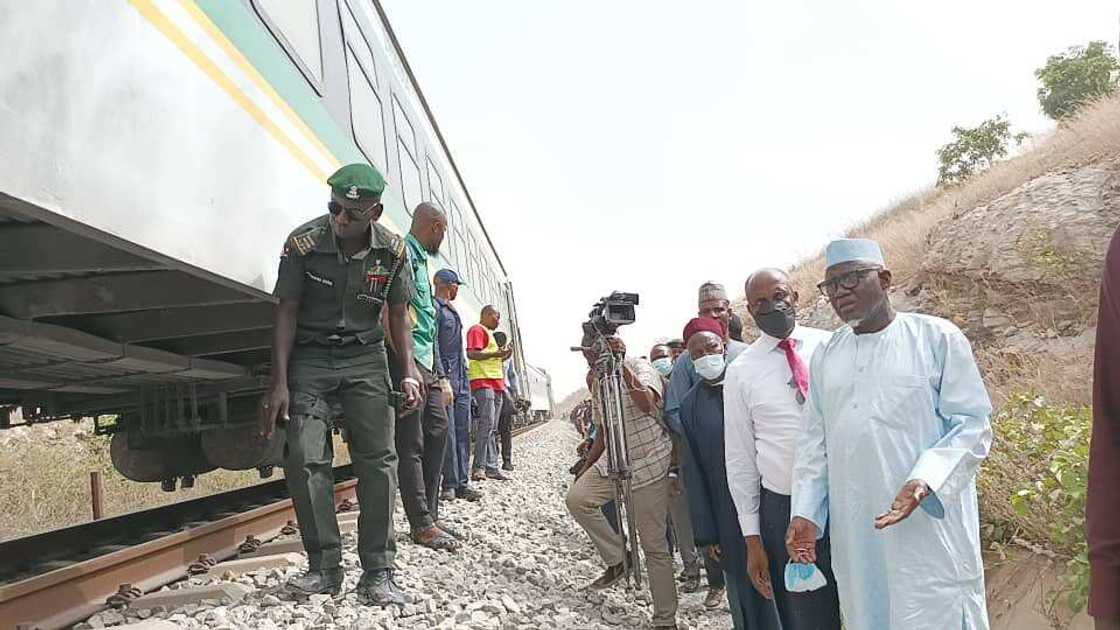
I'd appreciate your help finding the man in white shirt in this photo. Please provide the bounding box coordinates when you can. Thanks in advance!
[724,268,841,629]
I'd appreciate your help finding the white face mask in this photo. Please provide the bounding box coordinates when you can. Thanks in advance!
[651,357,673,376]
[693,354,726,381]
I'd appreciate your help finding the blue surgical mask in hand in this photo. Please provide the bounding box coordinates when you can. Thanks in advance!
[652,357,673,376]
[784,561,828,593]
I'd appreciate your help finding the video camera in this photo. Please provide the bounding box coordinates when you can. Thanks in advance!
[572,291,639,379]
[580,292,639,340]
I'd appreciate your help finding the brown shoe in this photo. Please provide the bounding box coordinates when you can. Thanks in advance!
[411,526,459,551]
[485,470,510,481]
[470,471,486,482]
[589,563,625,590]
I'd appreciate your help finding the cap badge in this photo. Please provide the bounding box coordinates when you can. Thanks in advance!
[346,185,360,200]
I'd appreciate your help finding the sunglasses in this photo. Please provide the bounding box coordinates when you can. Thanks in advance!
[328,200,380,221]
[817,267,879,297]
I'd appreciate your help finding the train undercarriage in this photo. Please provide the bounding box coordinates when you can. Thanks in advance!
[0,194,282,490]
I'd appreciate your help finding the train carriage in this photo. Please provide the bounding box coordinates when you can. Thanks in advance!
[0,0,533,485]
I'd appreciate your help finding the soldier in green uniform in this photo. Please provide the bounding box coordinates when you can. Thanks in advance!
[258,163,422,606]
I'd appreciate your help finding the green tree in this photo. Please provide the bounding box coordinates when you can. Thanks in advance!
[1035,40,1120,120]
[936,114,1027,187]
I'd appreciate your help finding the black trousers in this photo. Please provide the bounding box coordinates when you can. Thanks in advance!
[395,363,448,531]
[497,392,514,466]
[759,488,842,630]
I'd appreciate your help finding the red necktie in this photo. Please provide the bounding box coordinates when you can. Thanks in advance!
[777,338,809,400]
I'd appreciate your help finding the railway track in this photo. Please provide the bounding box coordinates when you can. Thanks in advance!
[0,420,549,630]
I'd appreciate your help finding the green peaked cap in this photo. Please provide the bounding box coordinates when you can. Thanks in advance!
[327,163,386,200]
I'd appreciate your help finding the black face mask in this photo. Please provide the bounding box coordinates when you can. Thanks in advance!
[752,299,796,338]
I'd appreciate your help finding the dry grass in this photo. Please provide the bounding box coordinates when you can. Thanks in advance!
[787,94,1120,313]
[0,422,353,541]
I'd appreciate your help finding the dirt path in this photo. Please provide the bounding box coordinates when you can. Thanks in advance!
[985,548,1092,630]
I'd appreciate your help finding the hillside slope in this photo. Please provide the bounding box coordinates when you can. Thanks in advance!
[744,95,1120,628]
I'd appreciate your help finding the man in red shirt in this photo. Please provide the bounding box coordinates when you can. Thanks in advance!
[466,305,512,481]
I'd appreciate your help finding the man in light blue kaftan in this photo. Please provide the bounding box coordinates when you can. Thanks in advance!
[788,238,994,630]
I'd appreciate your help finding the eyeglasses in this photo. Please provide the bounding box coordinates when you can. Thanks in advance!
[328,200,380,221]
[751,297,792,314]
[817,268,879,297]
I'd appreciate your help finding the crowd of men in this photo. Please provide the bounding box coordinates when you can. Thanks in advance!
[567,237,1005,630]
[258,163,527,605]
[255,162,1119,630]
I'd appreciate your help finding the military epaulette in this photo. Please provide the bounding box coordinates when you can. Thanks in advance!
[285,225,324,257]
[387,233,405,258]
[373,222,406,259]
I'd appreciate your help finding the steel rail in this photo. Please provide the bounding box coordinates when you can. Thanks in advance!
[0,479,357,630]
[0,419,550,630]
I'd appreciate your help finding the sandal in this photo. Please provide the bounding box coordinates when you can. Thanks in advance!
[412,526,459,551]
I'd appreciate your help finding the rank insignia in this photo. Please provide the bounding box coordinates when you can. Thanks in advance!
[289,230,317,256]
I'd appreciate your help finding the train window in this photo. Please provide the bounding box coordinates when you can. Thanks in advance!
[426,158,444,204]
[392,98,416,158]
[346,48,387,171]
[393,97,421,214]
[470,236,481,288]
[451,199,464,230]
[340,1,376,87]
[450,199,466,272]
[398,145,422,214]
[252,0,323,89]
[464,234,475,287]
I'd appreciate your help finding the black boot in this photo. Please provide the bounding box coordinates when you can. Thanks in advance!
[287,567,343,596]
[357,568,408,607]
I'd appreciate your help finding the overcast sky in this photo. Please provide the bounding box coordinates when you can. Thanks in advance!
[380,0,1118,399]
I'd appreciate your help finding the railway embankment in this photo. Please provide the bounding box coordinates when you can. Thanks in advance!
[61,421,732,630]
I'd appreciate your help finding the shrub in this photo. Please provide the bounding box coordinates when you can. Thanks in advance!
[994,394,1091,612]
[936,114,1028,186]
[1035,40,1119,121]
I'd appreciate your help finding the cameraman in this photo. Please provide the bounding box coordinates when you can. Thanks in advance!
[565,336,678,630]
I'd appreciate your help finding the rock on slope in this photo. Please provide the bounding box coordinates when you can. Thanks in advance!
[799,161,1120,405]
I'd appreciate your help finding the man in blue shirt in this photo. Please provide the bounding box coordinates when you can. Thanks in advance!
[664,283,747,602]
[680,329,780,630]
[434,269,482,503]
[664,283,750,434]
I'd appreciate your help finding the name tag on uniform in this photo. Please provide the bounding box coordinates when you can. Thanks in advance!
[306,271,334,287]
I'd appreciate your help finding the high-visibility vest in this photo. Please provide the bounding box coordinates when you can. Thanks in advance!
[467,326,504,382]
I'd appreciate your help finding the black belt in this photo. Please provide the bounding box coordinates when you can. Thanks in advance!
[322,334,358,346]
[296,333,362,347]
